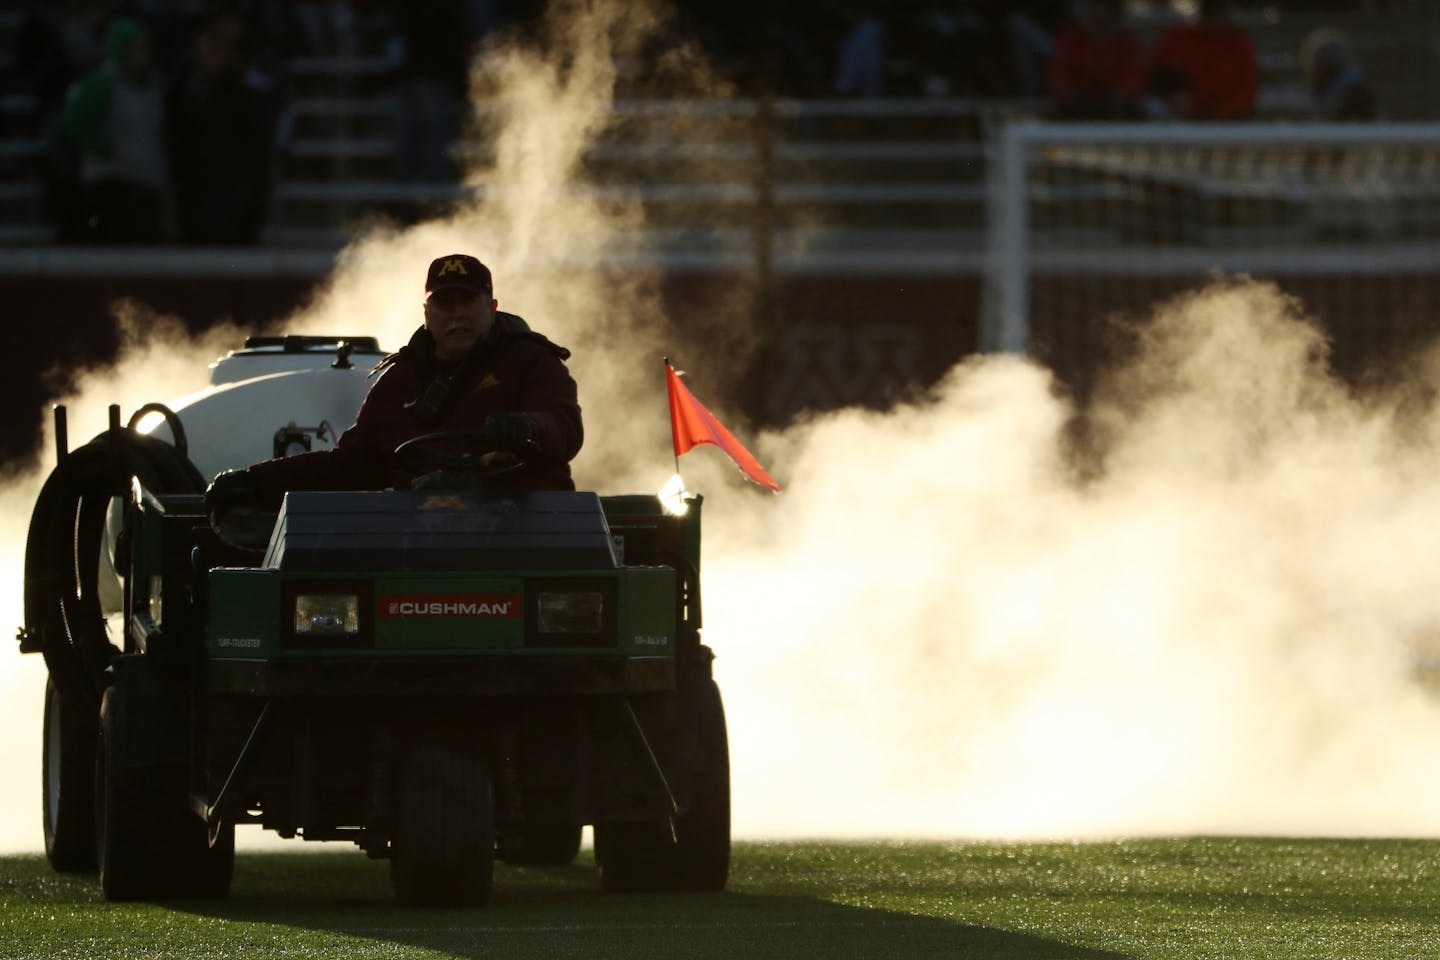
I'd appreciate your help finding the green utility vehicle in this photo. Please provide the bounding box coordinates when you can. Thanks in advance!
[26,405,728,906]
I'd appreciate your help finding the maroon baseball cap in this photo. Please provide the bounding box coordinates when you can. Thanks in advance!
[425,254,493,299]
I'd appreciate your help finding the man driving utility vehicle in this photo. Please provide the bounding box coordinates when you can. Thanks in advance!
[204,253,583,516]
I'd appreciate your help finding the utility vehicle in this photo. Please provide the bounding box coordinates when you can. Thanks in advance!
[24,336,728,905]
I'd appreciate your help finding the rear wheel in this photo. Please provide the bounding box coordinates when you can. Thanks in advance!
[503,823,583,866]
[42,676,97,871]
[391,745,495,907]
[96,684,234,901]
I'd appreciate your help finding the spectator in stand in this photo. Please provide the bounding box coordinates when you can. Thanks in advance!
[1047,0,1145,119]
[833,11,888,98]
[60,17,170,243]
[166,12,278,244]
[1149,0,1257,120]
[1299,28,1377,121]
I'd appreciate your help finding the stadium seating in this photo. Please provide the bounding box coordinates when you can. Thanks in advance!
[0,4,1434,264]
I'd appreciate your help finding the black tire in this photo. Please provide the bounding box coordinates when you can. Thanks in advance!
[42,675,97,872]
[96,684,234,901]
[672,678,730,891]
[391,745,495,907]
[96,684,151,900]
[596,680,730,893]
[503,823,583,866]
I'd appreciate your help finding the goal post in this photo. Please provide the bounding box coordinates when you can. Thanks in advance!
[983,121,1440,374]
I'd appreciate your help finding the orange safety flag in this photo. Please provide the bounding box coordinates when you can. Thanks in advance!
[666,362,780,492]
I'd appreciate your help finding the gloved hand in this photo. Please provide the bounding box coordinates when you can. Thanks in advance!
[482,413,536,453]
[204,468,258,516]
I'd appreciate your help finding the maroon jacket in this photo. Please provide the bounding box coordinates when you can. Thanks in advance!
[246,313,582,504]
[1150,22,1258,120]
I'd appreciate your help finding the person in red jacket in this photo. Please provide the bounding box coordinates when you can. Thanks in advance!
[205,253,583,514]
[1047,0,1146,119]
[1149,0,1257,120]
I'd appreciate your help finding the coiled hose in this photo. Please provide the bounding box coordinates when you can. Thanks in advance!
[23,408,206,713]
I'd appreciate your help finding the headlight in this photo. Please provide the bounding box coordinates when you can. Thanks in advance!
[148,575,164,624]
[536,591,605,635]
[294,593,360,637]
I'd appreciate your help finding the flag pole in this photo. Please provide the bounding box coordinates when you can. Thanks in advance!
[664,356,680,476]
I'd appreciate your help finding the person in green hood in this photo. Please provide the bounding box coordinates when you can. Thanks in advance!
[59,16,170,243]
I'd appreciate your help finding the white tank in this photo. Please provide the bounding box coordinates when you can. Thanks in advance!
[144,337,386,479]
[147,366,375,479]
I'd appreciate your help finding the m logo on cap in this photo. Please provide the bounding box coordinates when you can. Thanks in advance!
[425,253,492,298]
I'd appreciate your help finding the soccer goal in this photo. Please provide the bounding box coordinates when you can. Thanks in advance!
[982,121,1440,380]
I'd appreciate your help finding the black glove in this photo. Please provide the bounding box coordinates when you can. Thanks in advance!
[204,468,258,516]
[482,413,536,452]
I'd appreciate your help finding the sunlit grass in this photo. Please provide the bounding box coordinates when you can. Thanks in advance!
[0,838,1435,959]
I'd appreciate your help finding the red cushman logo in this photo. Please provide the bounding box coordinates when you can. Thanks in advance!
[380,594,522,618]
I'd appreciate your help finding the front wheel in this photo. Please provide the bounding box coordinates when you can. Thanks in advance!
[391,745,495,907]
[42,675,97,872]
[96,683,233,901]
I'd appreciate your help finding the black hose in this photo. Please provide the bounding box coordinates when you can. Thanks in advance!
[126,403,189,457]
[23,420,206,713]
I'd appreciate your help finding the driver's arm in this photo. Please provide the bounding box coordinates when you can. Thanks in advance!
[238,369,402,507]
[517,349,583,464]
[239,436,386,510]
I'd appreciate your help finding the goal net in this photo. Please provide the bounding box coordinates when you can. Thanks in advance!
[983,122,1440,389]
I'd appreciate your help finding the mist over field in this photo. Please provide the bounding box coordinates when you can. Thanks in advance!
[711,279,1440,837]
[4,0,1440,854]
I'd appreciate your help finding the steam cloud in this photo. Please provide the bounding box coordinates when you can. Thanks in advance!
[3,0,1440,853]
[714,279,1440,837]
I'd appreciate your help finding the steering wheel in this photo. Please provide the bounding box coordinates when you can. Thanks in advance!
[392,430,534,479]
[208,504,278,552]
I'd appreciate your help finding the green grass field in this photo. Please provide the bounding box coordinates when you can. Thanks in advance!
[0,838,1436,959]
